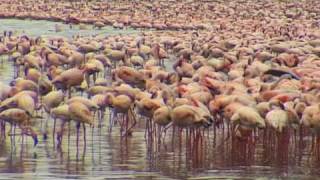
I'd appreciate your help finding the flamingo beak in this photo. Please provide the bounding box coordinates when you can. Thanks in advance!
[33,135,39,147]
[9,80,16,86]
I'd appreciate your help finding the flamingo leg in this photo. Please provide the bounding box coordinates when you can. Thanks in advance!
[147,119,152,140]
[98,109,105,128]
[0,122,3,141]
[310,135,315,161]
[162,125,169,143]
[83,123,86,147]
[91,125,94,144]
[101,109,105,126]
[10,124,13,148]
[119,114,124,134]
[0,122,4,141]
[124,107,137,136]
[57,121,66,148]
[43,112,50,140]
[145,118,149,140]
[108,108,112,133]
[122,113,129,137]
[157,125,162,145]
[159,122,172,142]
[76,122,80,152]
[68,121,71,147]
[53,118,56,146]
[172,125,176,149]
[13,124,16,147]
[3,122,5,140]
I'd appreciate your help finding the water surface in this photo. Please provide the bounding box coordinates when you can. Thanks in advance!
[0,18,138,38]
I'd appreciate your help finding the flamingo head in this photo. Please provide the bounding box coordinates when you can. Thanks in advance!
[104,93,115,107]
[22,126,38,147]
[8,87,19,97]
[202,115,214,128]
[52,76,66,90]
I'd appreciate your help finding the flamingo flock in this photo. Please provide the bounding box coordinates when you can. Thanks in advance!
[0,0,320,162]
[0,0,319,32]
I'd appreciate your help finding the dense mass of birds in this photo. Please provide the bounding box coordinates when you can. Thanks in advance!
[1,0,320,159]
[1,0,320,32]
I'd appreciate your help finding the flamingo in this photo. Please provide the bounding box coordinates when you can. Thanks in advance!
[52,67,89,98]
[105,93,136,136]
[0,108,38,146]
[68,102,94,147]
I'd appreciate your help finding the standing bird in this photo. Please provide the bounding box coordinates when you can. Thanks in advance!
[153,106,172,140]
[105,93,136,136]
[68,102,94,147]
[52,67,89,98]
[0,108,38,146]
[42,90,65,140]
[231,106,266,138]
[171,104,213,128]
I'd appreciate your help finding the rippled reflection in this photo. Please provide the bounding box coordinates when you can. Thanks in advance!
[0,102,320,179]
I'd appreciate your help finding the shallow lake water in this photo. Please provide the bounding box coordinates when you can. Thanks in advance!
[0,18,138,38]
[0,19,320,180]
